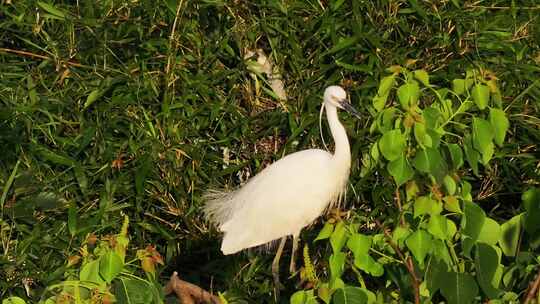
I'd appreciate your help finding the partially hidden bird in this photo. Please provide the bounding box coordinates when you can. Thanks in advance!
[203,85,360,290]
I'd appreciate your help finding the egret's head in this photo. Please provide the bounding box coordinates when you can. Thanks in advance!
[323,85,360,118]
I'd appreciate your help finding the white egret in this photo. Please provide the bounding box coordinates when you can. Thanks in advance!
[203,85,359,290]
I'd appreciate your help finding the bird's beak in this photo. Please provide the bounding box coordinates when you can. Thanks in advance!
[339,99,361,119]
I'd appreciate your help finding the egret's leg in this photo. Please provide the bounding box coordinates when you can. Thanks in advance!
[289,234,299,274]
[272,237,287,291]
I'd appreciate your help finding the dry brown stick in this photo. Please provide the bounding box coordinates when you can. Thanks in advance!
[524,266,540,304]
[0,47,126,75]
[0,47,84,68]
[164,0,185,88]
[376,219,420,304]
[164,271,222,304]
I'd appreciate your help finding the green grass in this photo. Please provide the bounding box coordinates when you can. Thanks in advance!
[1,0,539,302]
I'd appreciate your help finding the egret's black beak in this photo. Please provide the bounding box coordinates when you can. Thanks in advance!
[339,99,361,119]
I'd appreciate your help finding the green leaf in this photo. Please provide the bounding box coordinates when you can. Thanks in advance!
[440,272,479,304]
[318,283,332,304]
[34,145,76,166]
[114,277,156,304]
[447,144,464,170]
[99,251,124,283]
[472,84,490,110]
[452,79,467,95]
[330,252,346,284]
[447,219,457,240]
[392,226,411,248]
[68,205,77,236]
[37,1,66,19]
[333,287,369,304]
[84,89,104,110]
[347,233,371,256]
[73,165,88,195]
[478,217,501,246]
[522,188,540,235]
[330,221,348,253]
[413,69,430,86]
[405,229,433,267]
[1,159,20,210]
[475,243,502,299]
[413,148,445,178]
[387,154,414,186]
[443,175,457,195]
[414,122,432,148]
[2,297,27,304]
[315,222,334,241]
[463,135,480,176]
[377,108,398,133]
[397,81,420,109]
[461,201,486,256]
[406,180,420,202]
[354,254,384,277]
[443,196,462,213]
[461,181,473,202]
[428,215,449,240]
[432,239,453,264]
[378,75,396,97]
[426,258,448,294]
[327,36,359,54]
[80,260,106,285]
[489,108,509,146]
[472,118,494,153]
[348,234,383,276]
[378,130,406,161]
[422,107,441,129]
[414,196,442,218]
[372,94,388,112]
[499,214,522,257]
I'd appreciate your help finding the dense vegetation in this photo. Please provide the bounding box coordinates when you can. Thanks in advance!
[1,0,539,303]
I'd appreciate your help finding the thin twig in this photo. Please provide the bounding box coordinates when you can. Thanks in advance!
[524,266,540,304]
[163,0,185,112]
[376,219,420,304]
[0,47,124,74]
[395,188,405,226]
[165,0,185,82]
[1,47,82,68]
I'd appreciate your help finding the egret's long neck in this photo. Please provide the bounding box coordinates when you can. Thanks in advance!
[325,104,351,168]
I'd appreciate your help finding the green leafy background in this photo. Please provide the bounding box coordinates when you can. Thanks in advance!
[1,0,539,303]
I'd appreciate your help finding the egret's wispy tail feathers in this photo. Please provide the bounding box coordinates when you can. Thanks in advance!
[202,189,237,229]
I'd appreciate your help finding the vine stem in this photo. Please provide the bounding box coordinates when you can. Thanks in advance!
[375,219,420,304]
[524,266,540,304]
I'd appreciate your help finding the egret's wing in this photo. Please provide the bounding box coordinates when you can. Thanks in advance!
[219,149,337,254]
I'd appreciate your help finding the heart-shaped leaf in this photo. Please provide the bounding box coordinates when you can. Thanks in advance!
[475,243,502,299]
[397,81,420,109]
[333,287,369,304]
[406,229,433,267]
[522,188,540,235]
[489,108,509,146]
[414,69,430,86]
[499,214,522,257]
[387,154,414,186]
[99,251,124,283]
[472,83,490,110]
[379,130,406,161]
[440,272,479,304]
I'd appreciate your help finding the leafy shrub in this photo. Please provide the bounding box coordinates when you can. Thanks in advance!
[291,66,540,304]
[3,216,164,304]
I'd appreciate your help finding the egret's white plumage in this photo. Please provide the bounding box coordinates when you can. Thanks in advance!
[203,86,359,256]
